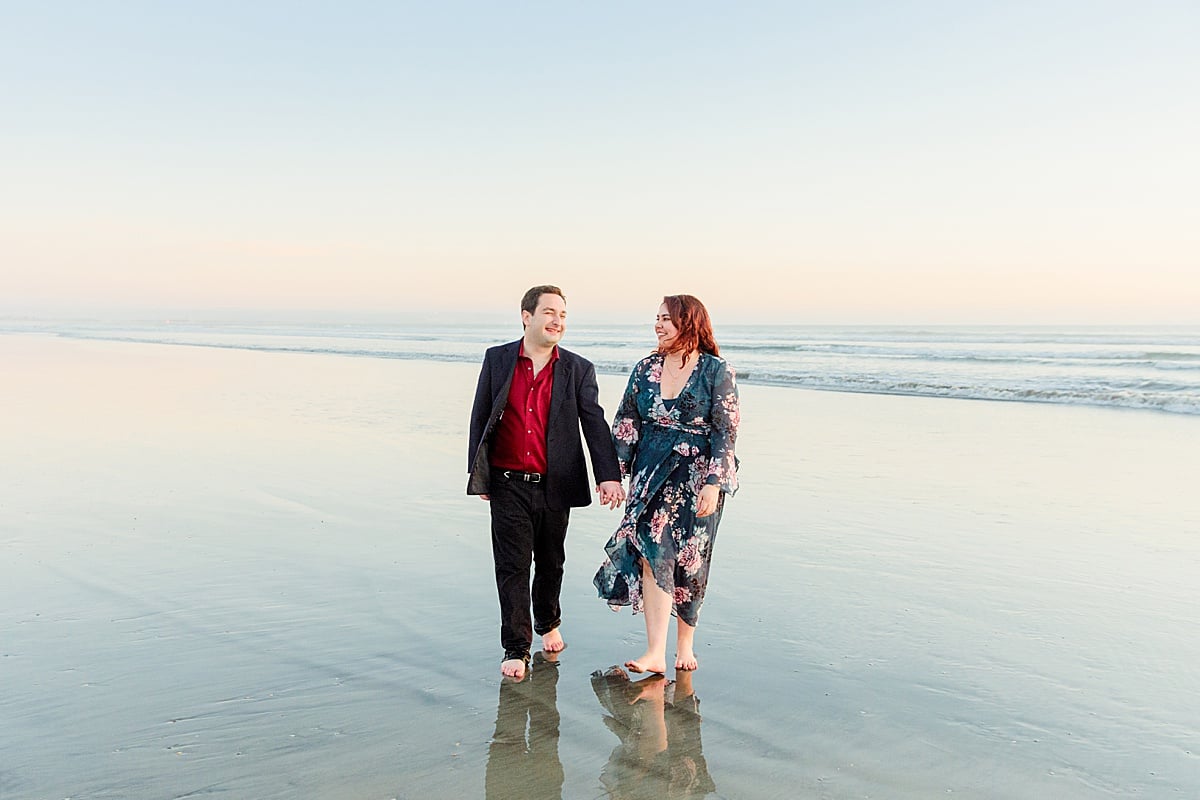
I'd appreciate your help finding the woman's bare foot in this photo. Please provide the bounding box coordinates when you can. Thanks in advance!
[624,652,667,674]
[541,628,565,653]
[675,619,698,670]
[500,658,527,679]
[674,647,698,671]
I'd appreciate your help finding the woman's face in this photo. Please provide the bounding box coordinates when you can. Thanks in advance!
[655,303,679,350]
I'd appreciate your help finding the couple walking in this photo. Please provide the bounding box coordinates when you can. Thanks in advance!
[468,285,740,680]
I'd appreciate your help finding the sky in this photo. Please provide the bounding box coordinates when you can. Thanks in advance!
[2,1,1198,324]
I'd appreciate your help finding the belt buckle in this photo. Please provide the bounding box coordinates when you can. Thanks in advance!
[501,469,541,483]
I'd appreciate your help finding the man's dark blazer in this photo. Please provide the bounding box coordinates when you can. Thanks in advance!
[468,340,621,510]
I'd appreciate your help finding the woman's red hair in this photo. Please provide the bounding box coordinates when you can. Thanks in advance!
[659,294,720,362]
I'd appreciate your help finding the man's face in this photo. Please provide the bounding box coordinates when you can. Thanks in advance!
[522,293,567,348]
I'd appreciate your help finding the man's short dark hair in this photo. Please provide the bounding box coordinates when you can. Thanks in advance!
[521,285,565,315]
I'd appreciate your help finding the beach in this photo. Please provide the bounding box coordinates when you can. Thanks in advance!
[2,333,1198,799]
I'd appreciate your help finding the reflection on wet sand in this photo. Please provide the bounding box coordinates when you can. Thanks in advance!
[591,667,715,799]
[485,651,564,800]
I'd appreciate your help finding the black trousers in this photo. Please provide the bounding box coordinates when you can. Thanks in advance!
[489,476,570,660]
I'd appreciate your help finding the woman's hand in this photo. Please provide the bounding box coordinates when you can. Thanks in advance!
[696,484,721,518]
[597,480,626,510]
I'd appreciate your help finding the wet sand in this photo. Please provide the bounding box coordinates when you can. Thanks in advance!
[2,334,1198,799]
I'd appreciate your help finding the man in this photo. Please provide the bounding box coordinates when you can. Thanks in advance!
[469,285,624,679]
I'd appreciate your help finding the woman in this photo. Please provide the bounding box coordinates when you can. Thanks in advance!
[594,294,740,673]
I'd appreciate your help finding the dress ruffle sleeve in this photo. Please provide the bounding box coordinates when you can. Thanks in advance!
[611,360,645,479]
[705,359,739,496]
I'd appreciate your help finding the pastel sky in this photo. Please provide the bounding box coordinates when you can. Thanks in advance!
[2,2,1197,324]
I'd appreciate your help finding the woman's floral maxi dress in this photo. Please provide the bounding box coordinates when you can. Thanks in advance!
[594,352,740,626]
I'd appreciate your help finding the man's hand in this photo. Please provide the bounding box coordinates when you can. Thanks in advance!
[480,494,490,501]
[696,484,721,517]
[596,480,625,510]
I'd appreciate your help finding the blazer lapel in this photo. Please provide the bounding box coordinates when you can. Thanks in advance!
[489,341,520,419]
[549,354,571,424]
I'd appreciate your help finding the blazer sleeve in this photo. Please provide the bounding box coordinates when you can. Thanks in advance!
[576,359,622,484]
[468,353,494,472]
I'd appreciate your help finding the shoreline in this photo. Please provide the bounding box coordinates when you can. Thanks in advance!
[5,328,1199,417]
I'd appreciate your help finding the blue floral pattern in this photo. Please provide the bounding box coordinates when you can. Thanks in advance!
[594,352,740,626]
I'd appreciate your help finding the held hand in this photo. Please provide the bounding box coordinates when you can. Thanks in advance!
[596,480,625,510]
[480,494,490,501]
[696,484,721,517]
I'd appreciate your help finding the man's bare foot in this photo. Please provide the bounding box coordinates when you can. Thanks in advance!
[500,658,527,679]
[624,653,666,674]
[674,648,698,671]
[541,628,565,653]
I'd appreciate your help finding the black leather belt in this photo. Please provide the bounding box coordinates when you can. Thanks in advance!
[500,470,543,483]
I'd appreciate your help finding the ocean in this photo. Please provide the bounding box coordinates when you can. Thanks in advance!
[5,318,1199,415]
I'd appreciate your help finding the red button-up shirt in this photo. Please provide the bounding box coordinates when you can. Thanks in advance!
[490,343,558,474]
